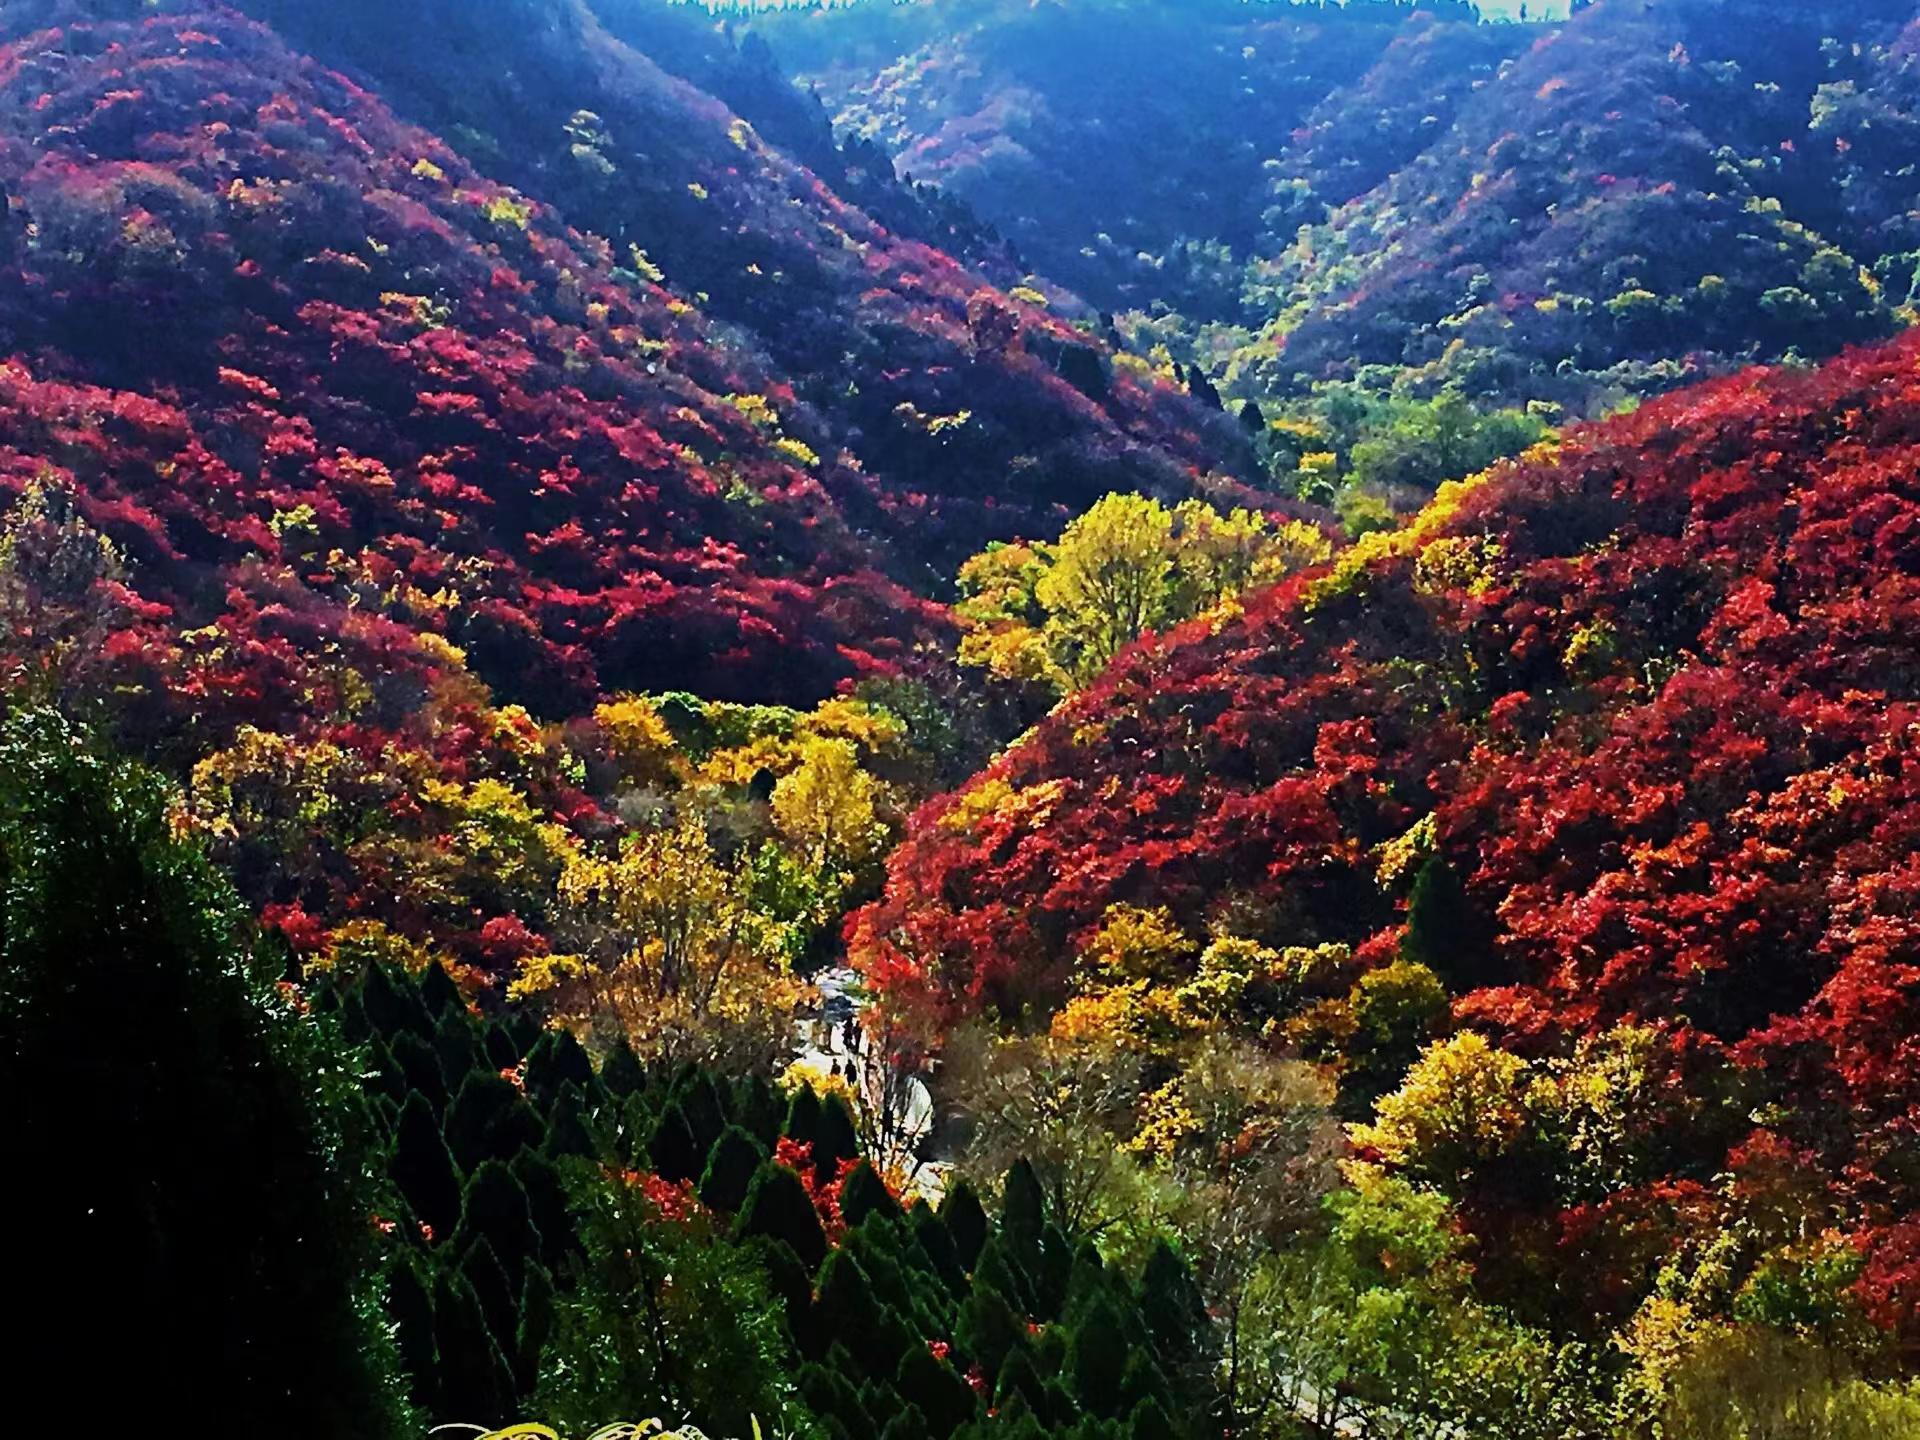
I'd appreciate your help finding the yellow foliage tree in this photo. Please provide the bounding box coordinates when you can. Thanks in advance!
[1351,1031,1531,1181]
[956,492,1333,692]
[770,735,886,871]
[513,812,805,1068]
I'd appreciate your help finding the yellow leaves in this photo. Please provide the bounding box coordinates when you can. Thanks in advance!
[687,182,709,201]
[595,694,684,787]
[506,950,588,1004]
[421,775,577,891]
[1051,978,1152,1050]
[380,291,451,330]
[413,631,467,669]
[727,117,756,150]
[940,775,1067,837]
[318,919,447,977]
[1082,904,1196,983]
[531,811,807,1065]
[1412,534,1502,599]
[627,244,666,285]
[727,393,779,429]
[1351,1031,1530,1174]
[1009,285,1049,307]
[480,193,534,230]
[807,695,906,755]
[1374,813,1438,889]
[772,435,820,469]
[957,623,1065,690]
[955,494,1333,694]
[410,157,446,183]
[771,736,886,870]
[1129,1077,1202,1160]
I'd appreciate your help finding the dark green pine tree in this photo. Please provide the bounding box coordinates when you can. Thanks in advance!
[457,1158,542,1284]
[515,1260,556,1397]
[431,1263,518,1425]
[1002,1159,1047,1249]
[813,1091,859,1184]
[361,961,434,1042]
[972,1232,1037,1317]
[995,1347,1050,1419]
[957,1277,1028,1381]
[393,1090,463,1240]
[459,1234,520,1377]
[878,1403,930,1440]
[388,1025,450,1109]
[940,1177,990,1270]
[1128,1396,1178,1440]
[0,711,408,1436]
[1138,1240,1210,1382]
[840,1158,901,1229]
[783,1082,823,1148]
[1403,855,1503,989]
[599,1037,647,1098]
[815,1248,916,1380]
[1068,1295,1131,1419]
[699,1124,768,1214]
[801,1359,876,1438]
[388,1255,441,1417]
[735,1159,829,1269]
[648,1097,705,1182]
[909,1199,971,1294]
[432,1008,483,1089]
[1062,1239,1109,1321]
[446,1068,543,1172]
[895,1343,980,1439]
[543,1081,598,1160]
[732,1072,786,1147]
[524,1028,595,1108]
[419,958,464,1019]
[512,1147,577,1273]
[672,1066,730,1156]
[484,1017,524,1071]
[748,1233,815,1339]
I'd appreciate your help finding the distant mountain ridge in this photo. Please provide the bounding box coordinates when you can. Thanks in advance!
[756,0,1920,415]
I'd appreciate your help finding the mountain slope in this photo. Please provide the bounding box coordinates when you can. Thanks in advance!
[855,333,1920,1337]
[195,0,1260,576]
[0,7,942,711]
[751,0,1457,314]
[1244,0,1920,409]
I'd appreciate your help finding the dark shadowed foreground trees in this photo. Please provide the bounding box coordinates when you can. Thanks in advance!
[0,709,406,1435]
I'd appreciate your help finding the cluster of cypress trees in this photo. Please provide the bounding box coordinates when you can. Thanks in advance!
[329,959,1221,1439]
[3,708,1220,1438]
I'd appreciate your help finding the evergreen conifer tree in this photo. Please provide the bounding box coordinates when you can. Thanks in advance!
[1,712,407,1436]
[700,1123,768,1214]
[394,1089,464,1240]
[735,1159,829,1268]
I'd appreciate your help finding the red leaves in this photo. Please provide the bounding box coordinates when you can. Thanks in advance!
[857,332,1920,1307]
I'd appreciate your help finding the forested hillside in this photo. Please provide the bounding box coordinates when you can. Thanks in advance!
[756,0,1920,514]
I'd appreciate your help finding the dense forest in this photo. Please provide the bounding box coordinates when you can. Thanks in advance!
[4,1,1919,1437]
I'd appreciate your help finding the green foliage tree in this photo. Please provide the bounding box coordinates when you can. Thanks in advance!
[736,1158,829,1270]
[537,1163,806,1437]
[0,710,407,1436]
[394,1089,464,1239]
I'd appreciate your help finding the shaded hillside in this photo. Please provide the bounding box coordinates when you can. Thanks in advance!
[1244,0,1920,410]
[751,0,1466,315]
[0,7,941,711]
[762,0,1918,423]
[189,0,1261,577]
[855,333,1920,1340]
